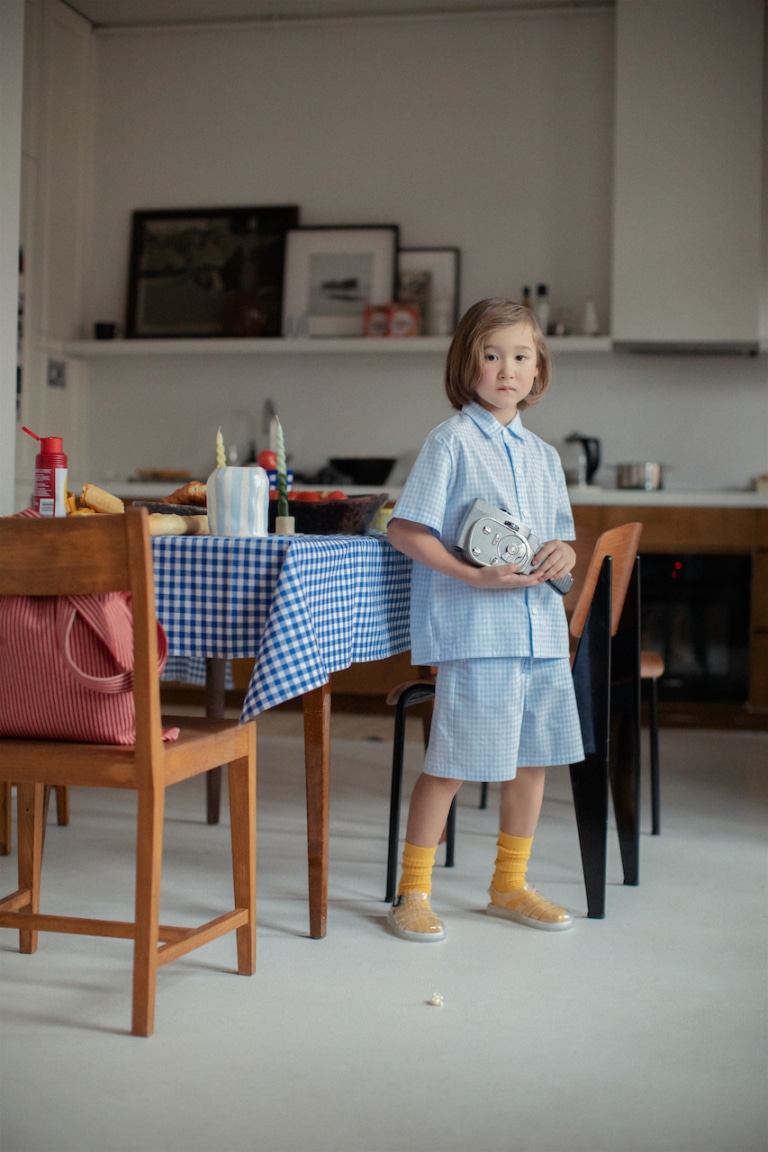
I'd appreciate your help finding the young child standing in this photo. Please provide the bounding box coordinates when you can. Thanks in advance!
[386,298,584,942]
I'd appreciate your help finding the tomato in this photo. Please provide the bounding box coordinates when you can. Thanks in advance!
[323,490,348,501]
[296,490,321,501]
[257,450,278,469]
[268,489,278,499]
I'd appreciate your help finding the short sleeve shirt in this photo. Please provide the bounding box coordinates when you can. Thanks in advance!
[391,401,575,663]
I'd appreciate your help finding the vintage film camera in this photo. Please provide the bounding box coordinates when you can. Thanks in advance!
[455,499,574,596]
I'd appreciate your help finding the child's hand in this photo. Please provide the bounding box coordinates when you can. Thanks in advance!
[530,539,576,584]
[465,565,541,590]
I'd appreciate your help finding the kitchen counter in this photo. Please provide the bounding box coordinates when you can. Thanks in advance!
[566,487,768,508]
[109,479,768,509]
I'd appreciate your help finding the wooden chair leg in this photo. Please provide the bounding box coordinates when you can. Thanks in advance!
[54,785,70,826]
[16,783,45,953]
[131,787,165,1038]
[0,781,10,856]
[227,751,256,975]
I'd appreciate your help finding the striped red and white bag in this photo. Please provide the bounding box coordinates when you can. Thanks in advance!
[0,591,178,744]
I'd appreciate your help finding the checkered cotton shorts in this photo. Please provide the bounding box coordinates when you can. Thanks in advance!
[423,657,585,781]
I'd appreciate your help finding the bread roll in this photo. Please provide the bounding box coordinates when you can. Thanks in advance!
[160,481,207,507]
[81,484,125,514]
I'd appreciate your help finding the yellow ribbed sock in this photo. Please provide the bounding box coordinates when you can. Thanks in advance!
[492,832,533,892]
[397,842,438,896]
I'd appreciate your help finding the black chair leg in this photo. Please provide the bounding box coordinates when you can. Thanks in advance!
[479,782,489,809]
[610,703,641,887]
[569,753,609,919]
[648,678,661,835]
[444,796,456,868]
[385,694,409,904]
[385,684,436,903]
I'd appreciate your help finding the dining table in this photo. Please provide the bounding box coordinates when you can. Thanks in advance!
[152,531,412,938]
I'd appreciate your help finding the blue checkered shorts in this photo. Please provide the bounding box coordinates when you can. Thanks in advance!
[423,657,584,781]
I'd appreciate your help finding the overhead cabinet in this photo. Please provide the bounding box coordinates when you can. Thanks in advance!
[611,0,765,352]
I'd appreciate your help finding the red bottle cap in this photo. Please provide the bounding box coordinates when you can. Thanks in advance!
[39,436,64,455]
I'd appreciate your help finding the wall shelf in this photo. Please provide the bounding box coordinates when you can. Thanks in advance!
[58,335,613,358]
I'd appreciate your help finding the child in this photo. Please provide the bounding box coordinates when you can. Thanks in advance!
[386,297,584,942]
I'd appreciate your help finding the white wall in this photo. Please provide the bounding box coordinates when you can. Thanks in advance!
[22,5,768,495]
[0,1,24,516]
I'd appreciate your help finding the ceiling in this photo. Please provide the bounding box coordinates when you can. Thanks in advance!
[62,0,609,31]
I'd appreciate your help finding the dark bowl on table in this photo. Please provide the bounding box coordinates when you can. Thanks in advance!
[328,457,396,485]
[268,492,389,535]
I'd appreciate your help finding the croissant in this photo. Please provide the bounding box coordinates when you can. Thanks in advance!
[159,481,207,507]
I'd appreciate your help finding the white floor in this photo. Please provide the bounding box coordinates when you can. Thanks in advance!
[1,713,766,1152]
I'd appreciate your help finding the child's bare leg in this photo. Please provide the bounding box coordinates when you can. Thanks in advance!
[499,765,546,837]
[405,773,463,846]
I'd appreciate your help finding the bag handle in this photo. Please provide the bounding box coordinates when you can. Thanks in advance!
[56,594,168,696]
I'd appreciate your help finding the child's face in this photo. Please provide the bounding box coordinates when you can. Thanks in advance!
[474,322,539,424]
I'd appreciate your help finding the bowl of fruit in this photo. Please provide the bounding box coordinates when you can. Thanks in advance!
[268,489,389,535]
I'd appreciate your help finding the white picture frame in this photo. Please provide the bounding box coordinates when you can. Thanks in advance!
[282,225,399,337]
[397,246,461,336]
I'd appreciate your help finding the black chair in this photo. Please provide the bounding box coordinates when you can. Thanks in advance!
[385,522,644,919]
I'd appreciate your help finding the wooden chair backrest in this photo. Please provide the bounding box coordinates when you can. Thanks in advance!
[566,522,643,640]
[0,508,163,760]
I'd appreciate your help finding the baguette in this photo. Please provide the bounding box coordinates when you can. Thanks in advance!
[148,513,209,537]
[81,484,125,515]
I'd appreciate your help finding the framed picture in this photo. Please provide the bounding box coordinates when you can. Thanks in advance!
[125,205,300,338]
[397,247,461,336]
[281,225,399,337]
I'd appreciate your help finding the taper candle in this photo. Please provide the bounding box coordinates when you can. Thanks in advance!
[216,426,226,469]
[275,417,289,518]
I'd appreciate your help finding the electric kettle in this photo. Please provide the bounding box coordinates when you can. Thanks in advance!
[565,433,602,486]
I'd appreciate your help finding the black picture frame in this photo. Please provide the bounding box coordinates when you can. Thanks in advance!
[125,205,300,338]
[281,225,399,337]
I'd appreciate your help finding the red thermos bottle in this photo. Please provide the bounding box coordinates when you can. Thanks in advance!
[24,429,68,517]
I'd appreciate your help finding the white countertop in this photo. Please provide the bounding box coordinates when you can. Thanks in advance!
[108,478,768,509]
[565,486,768,508]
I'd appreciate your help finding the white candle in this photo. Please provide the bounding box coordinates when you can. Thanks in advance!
[275,417,289,518]
[275,418,286,478]
[216,426,226,469]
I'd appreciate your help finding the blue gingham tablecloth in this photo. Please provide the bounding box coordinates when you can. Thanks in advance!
[152,533,412,721]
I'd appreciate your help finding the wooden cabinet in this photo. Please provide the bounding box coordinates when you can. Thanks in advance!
[612,0,764,349]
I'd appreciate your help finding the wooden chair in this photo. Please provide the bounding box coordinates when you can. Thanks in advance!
[0,508,256,1037]
[567,522,643,917]
[385,522,644,919]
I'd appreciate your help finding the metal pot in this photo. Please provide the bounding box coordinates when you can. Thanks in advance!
[616,462,665,490]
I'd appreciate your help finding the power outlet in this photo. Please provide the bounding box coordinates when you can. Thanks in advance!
[47,359,66,388]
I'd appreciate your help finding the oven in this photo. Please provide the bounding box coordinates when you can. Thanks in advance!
[640,553,751,703]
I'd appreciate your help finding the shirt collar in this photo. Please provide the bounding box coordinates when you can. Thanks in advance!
[463,400,525,442]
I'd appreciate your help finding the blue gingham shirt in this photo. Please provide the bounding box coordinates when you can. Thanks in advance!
[391,401,574,663]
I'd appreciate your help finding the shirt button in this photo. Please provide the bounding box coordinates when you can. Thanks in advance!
[531,607,538,615]
[515,467,522,475]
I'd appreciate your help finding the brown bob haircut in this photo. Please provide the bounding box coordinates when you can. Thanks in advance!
[444,297,551,412]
